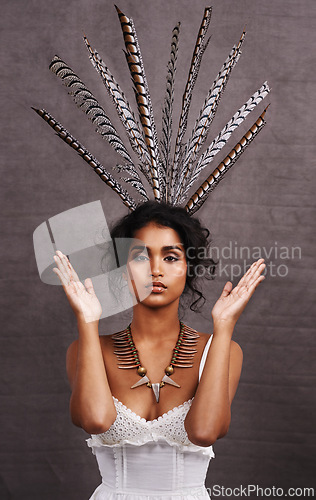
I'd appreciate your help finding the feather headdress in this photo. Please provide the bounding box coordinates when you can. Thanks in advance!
[34,5,270,216]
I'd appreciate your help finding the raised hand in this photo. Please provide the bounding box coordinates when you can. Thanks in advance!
[53,250,102,323]
[211,258,266,328]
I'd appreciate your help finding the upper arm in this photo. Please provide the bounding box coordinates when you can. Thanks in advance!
[228,340,243,405]
[66,339,79,390]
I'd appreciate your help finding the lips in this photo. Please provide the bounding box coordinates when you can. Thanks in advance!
[146,281,167,289]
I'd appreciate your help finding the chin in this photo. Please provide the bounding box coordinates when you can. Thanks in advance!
[140,293,181,310]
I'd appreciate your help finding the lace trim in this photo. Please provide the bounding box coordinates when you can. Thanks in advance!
[86,396,215,459]
[112,396,194,423]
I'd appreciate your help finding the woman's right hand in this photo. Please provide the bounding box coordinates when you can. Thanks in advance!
[53,250,102,323]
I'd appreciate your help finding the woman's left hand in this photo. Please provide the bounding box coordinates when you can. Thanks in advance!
[211,258,266,328]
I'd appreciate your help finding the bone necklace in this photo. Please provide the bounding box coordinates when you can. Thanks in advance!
[112,322,200,402]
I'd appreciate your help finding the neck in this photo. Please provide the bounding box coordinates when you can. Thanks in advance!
[130,302,182,343]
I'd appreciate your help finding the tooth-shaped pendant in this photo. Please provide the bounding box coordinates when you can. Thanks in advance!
[162,374,181,388]
[151,383,160,403]
[131,375,150,388]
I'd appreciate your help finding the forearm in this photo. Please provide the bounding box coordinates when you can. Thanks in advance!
[70,319,116,433]
[184,321,235,446]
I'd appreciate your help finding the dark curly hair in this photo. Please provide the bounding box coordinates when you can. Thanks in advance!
[109,200,217,312]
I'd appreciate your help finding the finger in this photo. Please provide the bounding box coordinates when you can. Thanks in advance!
[239,259,265,287]
[84,278,95,295]
[221,281,233,297]
[237,260,258,286]
[235,263,265,299]
[246,276,265,298]
[67,260,80,282]
[53,255,69,283]
[55,250,69,275]
[53,267,69,288]
[55,251,80,289]
[56,251,79,280]
[242,271,265,299]
[247,265,266,290]
[247,261,266,284]
[53,254,80,291]
[61,253,80,283]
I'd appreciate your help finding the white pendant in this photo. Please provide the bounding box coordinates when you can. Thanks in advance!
[151,383,161,403]
[130,375,150,389]
[162,374,181,388]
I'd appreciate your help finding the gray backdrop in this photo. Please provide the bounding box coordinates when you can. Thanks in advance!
[1,0,315,498]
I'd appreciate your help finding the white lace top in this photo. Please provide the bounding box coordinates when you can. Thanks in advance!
[87,396,214,457]
[86,332,214,499]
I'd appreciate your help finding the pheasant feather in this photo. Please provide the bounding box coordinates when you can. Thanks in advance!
[49,56,132,165]
[32,108,137,211]
[120,178,149,202]
[160,23,180,199]
[176,81,270,203]
[83,36,152,187]
[181,31,246,178]
[170,7,212,200]
[116,6,163,200]
[113,163,142,180]
[113,164,149,202]
[185,107,269,215]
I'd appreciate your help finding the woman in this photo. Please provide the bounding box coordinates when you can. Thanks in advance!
[53,200,265,499]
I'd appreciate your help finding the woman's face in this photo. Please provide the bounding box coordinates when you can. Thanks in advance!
[126,222,187,308]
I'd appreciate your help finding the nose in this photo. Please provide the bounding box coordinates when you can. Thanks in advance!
[150,256,163,277]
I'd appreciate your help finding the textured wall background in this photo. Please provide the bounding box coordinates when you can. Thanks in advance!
[1,0,315,498]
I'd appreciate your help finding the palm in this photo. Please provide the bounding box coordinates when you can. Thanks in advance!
[212,258,265,325]
[53,250,102,322]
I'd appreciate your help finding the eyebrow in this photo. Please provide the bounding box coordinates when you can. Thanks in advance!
[129,244,184,254]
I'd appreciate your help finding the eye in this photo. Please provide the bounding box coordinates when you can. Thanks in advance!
[164,255,179,262]
[132,253,148,262]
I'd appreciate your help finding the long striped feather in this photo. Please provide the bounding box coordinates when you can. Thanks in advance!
[129,17,161,159]
[181,31,246,178]
[32,108,137,211]
[160,23,180,201]
[83,36,152,187]
[113,164,149,202]
[49,56,133,165]
[171,37,212,198]
[176,81,270,203]
[113,163,142,180]
[116,6,162,200]
[120,178,149,202]
[170,7,212,200]
[185,107,269,215]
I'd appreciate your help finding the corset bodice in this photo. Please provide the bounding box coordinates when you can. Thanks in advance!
[86,331,214,498]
